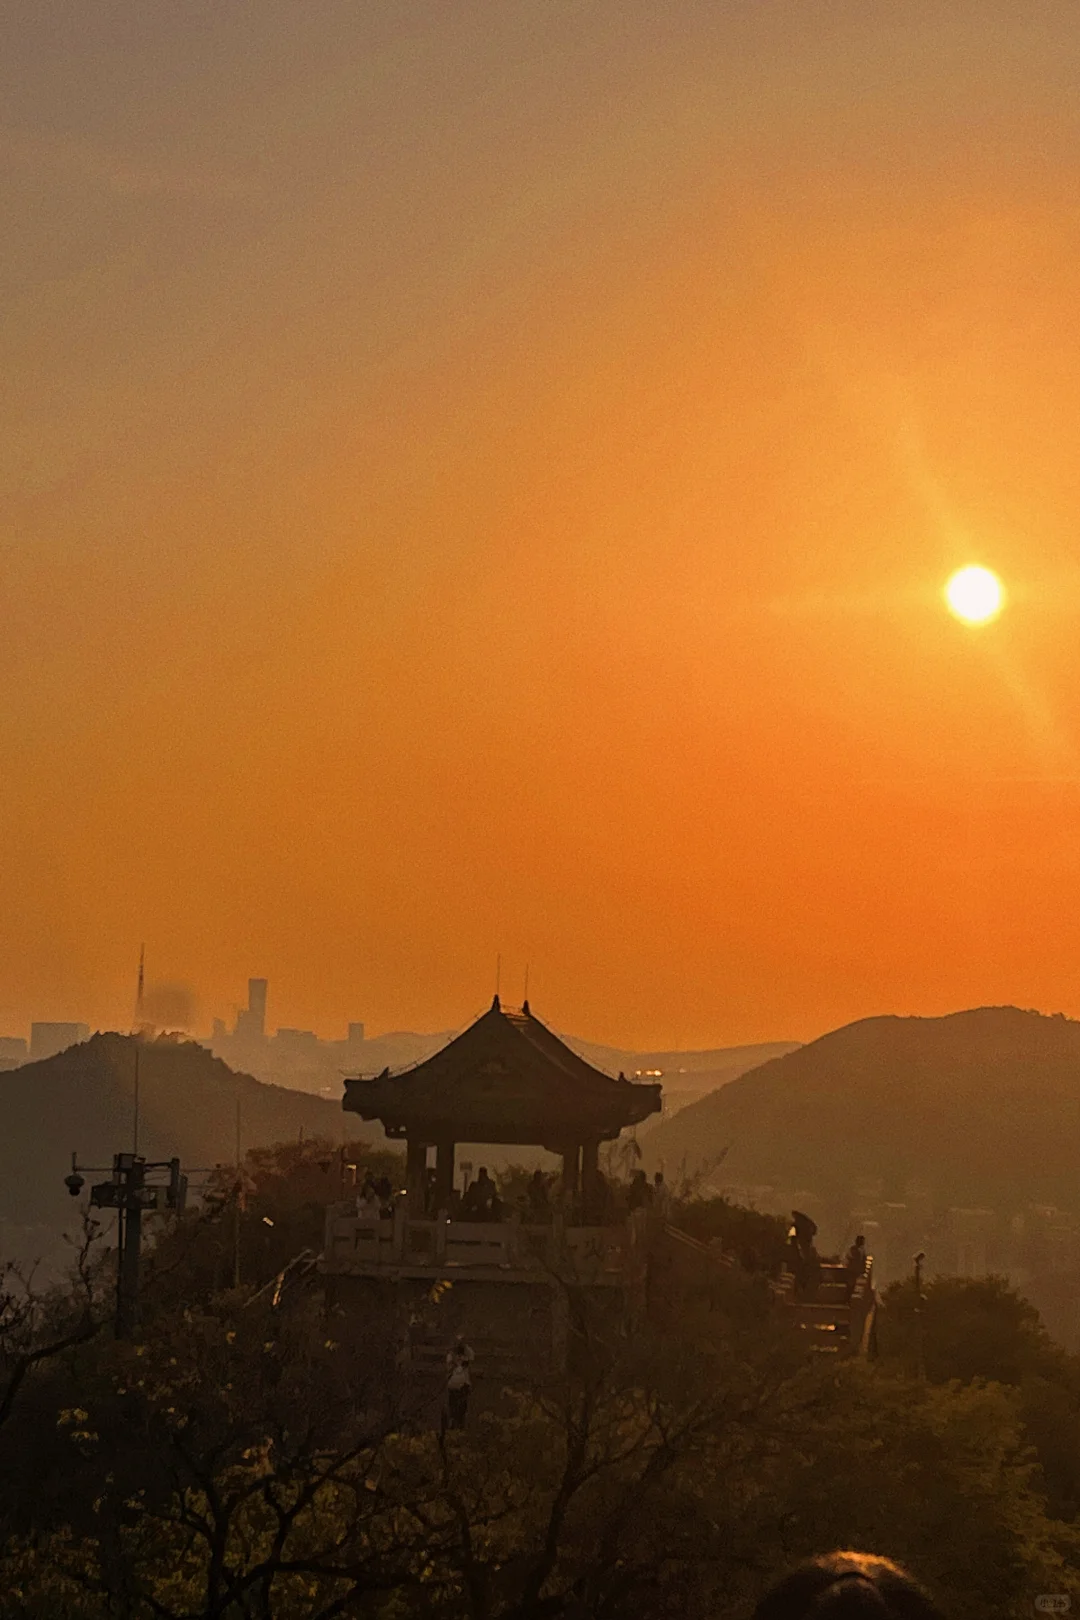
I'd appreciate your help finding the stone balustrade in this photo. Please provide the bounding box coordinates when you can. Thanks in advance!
[321,1200,644,1283]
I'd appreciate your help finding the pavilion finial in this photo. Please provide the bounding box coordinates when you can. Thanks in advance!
[522,998,531,1016]
[492,993,501,1011]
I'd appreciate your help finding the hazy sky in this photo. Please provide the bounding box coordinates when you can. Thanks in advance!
[5,2,1080,1049]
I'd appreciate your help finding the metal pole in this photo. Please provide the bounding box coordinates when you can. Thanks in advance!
[133,1043,140,1155]
[114,1199,127,1337]
[913,1251,926,1381]
[116,1159,145,1338]
[233,1096,242,1288]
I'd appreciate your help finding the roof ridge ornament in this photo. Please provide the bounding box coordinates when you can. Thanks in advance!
[491,994,501,1012]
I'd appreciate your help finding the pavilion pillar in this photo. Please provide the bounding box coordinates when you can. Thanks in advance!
[580,1139,599,1222]
[561,1143,581,1211]
[405,1138,427,1212]
[434,1139,456,1214]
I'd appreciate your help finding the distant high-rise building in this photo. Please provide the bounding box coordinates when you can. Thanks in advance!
[347,1021,365,1046]
[30,1022,90,1062]
[235,979,268,1045]
[248,979,268,1035]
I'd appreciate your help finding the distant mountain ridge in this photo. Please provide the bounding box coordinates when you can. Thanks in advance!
[645,1006,1080,1208]
[561,1035,799,1079]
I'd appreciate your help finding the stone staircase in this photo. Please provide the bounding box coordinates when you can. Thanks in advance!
[776,1259,877,1356]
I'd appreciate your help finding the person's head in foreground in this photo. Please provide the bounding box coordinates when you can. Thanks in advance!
[752,1553,944,1620]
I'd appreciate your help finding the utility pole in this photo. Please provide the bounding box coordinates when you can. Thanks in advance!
[233,1096,243,1289]
[65,1152,188,1338]
[913,1250,926,1381]
[134,944,145,1027]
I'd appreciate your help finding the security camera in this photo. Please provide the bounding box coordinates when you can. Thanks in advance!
[64,1171,85,1198]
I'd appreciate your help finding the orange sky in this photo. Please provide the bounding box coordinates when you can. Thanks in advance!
[4,3,1080,1049]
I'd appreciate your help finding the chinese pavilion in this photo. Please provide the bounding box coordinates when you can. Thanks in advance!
[342,995,661,1213]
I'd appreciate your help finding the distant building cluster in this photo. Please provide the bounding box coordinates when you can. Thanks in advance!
[206,978,367,1093]
[0,978,367,1091]
[0,1021,91,1070]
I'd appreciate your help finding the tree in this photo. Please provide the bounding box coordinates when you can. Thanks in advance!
[2,1169,1078,1620]
[878,1274,1055,1386]
[0,1215,108,1438]
[672,1196,789,1276]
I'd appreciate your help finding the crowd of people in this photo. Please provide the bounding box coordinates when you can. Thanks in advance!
[354,1163,676,1227]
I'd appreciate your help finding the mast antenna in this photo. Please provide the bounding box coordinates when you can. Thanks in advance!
[134,944,145,1031]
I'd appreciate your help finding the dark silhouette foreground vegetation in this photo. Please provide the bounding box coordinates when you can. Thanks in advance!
[0,1140,1078,1619]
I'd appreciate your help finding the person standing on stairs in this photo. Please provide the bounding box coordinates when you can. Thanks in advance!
[789,1210,821,1301]
[445,1338,475,1430]
[845,1234,866,1297]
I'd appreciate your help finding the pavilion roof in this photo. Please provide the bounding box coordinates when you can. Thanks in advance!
[342,998,662,1147]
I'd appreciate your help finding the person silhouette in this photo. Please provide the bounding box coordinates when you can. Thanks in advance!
[445,1338,475,1430]
[752,1551,944,1619]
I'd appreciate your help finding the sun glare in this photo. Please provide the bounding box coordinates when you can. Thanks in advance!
[945,565,1004,625]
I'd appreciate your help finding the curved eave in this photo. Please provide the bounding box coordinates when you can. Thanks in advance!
[342,1076,662,1141]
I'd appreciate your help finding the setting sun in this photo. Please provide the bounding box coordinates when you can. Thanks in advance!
[945,565,1005,625]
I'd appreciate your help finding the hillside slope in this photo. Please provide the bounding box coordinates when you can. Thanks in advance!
[0,1033,356,1232]
[644,1007,1080,1208]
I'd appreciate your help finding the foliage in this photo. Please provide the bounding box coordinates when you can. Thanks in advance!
[0,1216,110,1436]
[0,1154,1078,1619]
[673,1196,789,1276]
[879,1274,1054,1385]
[143,1139,404,1309]
[879,1272,1080,1524]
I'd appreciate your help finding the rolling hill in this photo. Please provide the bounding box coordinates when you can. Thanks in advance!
[0,1033,359,1248]
[644,1006,1080,1210]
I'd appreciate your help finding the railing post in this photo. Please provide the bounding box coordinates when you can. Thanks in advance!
[435,1213,448,1263]
[392,1195,407,1262]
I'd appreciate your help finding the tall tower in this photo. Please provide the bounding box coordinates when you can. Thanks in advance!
[247,979,268,1040]
[134,945,145,1029]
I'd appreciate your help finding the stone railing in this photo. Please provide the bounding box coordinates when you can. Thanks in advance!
[322,1201,645,1283]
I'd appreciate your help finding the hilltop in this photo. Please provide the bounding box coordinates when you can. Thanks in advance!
[644,1006,1080,1208]
[0,1033,357,1249]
